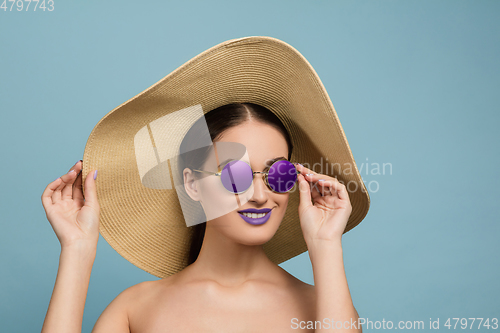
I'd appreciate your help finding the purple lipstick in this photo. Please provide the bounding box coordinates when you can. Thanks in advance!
[237,208,272,225]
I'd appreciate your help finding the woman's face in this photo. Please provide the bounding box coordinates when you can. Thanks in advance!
[195,120,290,246]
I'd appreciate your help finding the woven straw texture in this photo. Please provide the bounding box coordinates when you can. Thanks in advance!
[82,36,370,278]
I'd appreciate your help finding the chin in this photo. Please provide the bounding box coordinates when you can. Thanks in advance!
[237,230,276,246]
[233,211,283,246]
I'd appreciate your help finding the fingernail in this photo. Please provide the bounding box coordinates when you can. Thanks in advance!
[68,169,76,174]
[318,179,325,182]
[94,170,98,180]
[306,173,314,176]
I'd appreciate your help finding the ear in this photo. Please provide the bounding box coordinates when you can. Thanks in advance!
[183,168,201,201]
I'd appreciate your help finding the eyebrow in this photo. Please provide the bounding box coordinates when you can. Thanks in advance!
[217,158,235,169]
[264,156,288,167]
[217,156,288,169]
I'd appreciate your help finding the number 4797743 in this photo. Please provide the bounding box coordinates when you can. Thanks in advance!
[1,0,55,11]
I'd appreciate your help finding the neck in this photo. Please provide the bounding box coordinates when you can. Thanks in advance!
[188,222,278,286]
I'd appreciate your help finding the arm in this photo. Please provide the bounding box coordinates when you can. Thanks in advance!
[40,161,105,333]
[91,287,131,332]
[295,164,361,333]
[308,241,361,333]
[41,162,130,332]
[43,246,131,333]
[42,243,96,332]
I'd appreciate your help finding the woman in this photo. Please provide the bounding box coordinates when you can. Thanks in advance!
[41,37,369,332]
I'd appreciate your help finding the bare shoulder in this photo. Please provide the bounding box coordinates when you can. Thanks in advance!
[93,268,317,332]
[122,279,167,299]
[91,281,144,332]
[276,267,316,311]
[124,277,177,312]
[127,276,187,331]
[91,279,168,333]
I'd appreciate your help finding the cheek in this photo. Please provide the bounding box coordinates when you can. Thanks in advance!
[271,193,289,219]
[273,193,289,206]
[197,177,241,221]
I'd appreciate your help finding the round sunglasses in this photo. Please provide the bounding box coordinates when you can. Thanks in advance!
[193,159,301,194]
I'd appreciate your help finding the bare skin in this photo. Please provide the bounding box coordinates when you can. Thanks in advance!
[41,119,360,332]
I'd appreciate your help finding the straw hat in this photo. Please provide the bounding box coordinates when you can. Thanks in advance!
[82,36,370,278]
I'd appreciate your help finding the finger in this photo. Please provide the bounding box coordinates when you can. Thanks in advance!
[52,162,77,200]
[60,161,81,198]
[62,161,82,200]
[297,173,313,211]
[296,167,331,193]
[316,180,330,197]
[318,179,336,197]
[294,163,340,198]
[295,163,343,185]
[295,167,323,198]
[335,181,350,201]
[316,178,348,199]
[294,163,318,177]
[309,179,324,200]
[52,175,67,204]
[42,177,62,207]
[61,168,78,200]
[331,178,348,200]
[305,175,332,198]
[83,169,99,212]
[73,162,84,201]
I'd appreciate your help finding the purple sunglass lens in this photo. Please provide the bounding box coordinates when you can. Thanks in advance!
[220,160,253,193]
[267,160,297,193]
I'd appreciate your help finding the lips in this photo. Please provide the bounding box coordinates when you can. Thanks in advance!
[238,208,272,214]
[237,208,273,225]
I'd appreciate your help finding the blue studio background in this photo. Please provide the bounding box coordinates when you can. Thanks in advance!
[1,1,499,332]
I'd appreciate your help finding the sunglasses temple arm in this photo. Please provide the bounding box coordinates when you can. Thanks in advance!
[192,169,221,176]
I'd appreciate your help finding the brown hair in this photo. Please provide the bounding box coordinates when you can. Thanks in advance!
[178,103,293,265]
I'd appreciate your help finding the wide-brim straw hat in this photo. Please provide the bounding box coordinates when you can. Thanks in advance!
[82,36,370,278]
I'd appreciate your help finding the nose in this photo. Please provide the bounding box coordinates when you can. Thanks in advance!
[247,173,269,204]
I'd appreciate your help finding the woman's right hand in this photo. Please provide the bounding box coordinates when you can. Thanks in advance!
[41,161,100,250]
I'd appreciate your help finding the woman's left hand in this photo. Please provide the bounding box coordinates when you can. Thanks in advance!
[295,163,352,245]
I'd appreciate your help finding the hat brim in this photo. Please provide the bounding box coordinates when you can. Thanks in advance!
[82,36,370,278]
